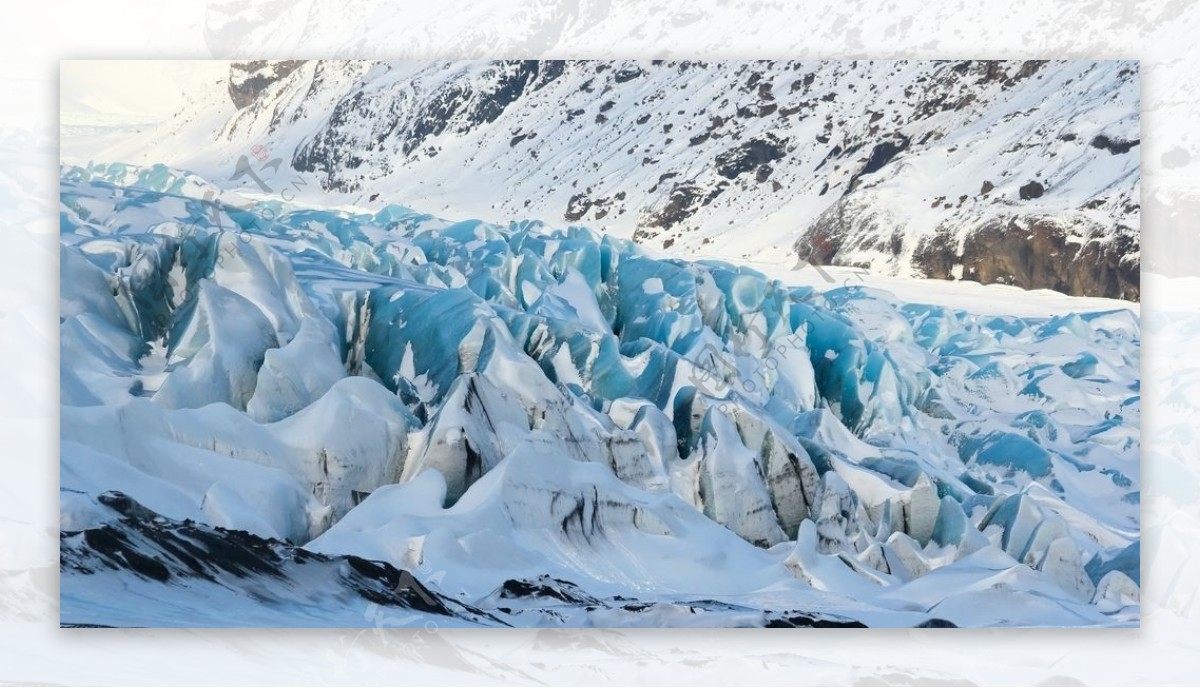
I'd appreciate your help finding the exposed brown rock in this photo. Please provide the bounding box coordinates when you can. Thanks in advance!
[803,198,1139,300]
[914,216,1139,300]
[228,61,306,109]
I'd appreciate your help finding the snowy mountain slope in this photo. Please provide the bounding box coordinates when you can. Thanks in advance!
[65,59,1140,299]
[59,164,1139,627]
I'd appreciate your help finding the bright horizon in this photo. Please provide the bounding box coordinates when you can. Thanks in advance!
[60,60,230,124]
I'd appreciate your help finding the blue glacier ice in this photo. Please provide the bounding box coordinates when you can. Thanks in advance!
[58,163,1141,628]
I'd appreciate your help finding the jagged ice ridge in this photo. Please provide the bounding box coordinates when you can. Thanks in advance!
[59,163,1139,627]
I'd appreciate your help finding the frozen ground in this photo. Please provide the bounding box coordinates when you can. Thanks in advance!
[59,162,1139,627]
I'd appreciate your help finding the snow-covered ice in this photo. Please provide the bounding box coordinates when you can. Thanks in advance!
[59,162,1139,628]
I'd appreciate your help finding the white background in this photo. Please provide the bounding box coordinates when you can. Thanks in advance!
[4,0,1199,684]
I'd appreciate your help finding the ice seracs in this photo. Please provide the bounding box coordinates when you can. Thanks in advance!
[59,163,1140,627]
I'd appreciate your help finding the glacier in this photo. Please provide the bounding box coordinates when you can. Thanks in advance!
[59,162,1139,627]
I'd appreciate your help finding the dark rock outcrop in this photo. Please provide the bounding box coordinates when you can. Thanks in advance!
[714,135,788,179]
[914,216,1139,300]
[804,197,1139,300]
[645,181,728,233]
[846,135,911,192]
[1019,181,1045,200]
[61,491,502,626]
[228,61,306,109]
[1091,135,1140,155]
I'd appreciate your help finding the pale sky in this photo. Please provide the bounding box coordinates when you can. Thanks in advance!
[60,60,230,124]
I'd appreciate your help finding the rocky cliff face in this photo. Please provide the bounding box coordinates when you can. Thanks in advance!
[227,60,306,109]
[810,196,1140,300]
[913,216,1140,300]
[126,59,1140,299]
